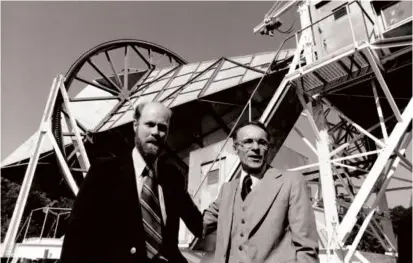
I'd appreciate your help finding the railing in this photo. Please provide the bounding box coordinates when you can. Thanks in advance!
[20,207,71,242]
[280,0,377,70]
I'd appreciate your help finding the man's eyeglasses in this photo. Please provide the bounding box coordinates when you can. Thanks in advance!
[235,138,270,150]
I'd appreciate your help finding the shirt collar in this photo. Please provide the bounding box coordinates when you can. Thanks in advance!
[132,147,157,177]
[239,169,261,188]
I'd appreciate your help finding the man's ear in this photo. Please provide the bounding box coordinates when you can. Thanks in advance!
[133,120,138,133]
[233,143,238,153]
[165,120,171,138]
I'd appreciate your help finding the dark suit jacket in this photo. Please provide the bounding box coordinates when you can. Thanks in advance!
[202,168,319,263]
[60,154,203,263]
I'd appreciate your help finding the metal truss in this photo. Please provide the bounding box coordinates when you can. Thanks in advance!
[52,39,187,167]
[192,1,412,262]
[1,76,90,258]
[258,1,411,262]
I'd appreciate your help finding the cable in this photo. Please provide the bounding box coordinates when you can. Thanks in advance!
[275,17,296,34]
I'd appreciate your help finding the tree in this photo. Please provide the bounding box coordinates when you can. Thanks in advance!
[1,177,74,242]
[339,196,410,254]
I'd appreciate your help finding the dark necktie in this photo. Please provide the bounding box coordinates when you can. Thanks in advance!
[140,167,163,259]
[241,175,252,201]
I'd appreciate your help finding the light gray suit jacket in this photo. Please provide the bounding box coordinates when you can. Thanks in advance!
[202,168,319,263]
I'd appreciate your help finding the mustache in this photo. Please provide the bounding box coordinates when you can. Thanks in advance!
[146,137,164,146]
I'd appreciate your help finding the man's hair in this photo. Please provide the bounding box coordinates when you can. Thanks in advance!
[231,121,270,141]
[133,102,172,123]
[133,102,148,122]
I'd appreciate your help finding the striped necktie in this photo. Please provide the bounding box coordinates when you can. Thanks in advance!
[140,167,163,259]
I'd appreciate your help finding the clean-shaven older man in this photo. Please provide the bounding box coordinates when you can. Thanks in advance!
[203,121,319,263]
[61,102,203,263]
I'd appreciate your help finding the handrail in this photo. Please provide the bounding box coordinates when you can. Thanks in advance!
[269,0,376,66]
[354,0,375,25]
[22,206,72,242]
[295,1,374,39]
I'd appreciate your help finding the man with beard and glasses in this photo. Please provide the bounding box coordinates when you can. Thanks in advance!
[201,121,319,263]
[61,102,203,263]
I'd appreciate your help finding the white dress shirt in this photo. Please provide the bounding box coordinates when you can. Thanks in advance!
[132,148,167,225]
[239,169,262,192]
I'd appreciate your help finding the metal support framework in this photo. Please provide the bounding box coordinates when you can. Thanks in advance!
[371,81,388,141]
[293,126,317,154]
[364,48,402,121]
[291,64,412,262]
[322,98,412,170]
[250,2,412,262]
[338,99,412,242]
[344,133,412,262]
[339,135,410,253]
[123,46,130,93]
[294,60,410,260]
[312,100,340,250]
[1,75,89,258]
[60,81,91,177]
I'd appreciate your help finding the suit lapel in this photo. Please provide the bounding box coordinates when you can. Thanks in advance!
[119,154,140,203]
[249,169,284,237]
[221,179,239,254]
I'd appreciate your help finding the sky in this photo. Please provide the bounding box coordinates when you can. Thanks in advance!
[1,1,296,159]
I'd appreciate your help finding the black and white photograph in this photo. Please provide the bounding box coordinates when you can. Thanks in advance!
[1,1,412,263]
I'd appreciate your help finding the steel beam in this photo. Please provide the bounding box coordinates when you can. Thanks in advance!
[123,46,130,93]
[364,48,402,121]
[322,98,411,167]
[104,51,123,88]
[70,95,119,102]
[87,59,122,93]
[344,132,411,260]
[131,45,151,68]
[74,76,120,96]
[372,80,388,141]
[0,76,79,258]
[338,98,413,243]
[312,99,340,248]
[60,80,91,177]
[132,65,180,97]
[293,127,317,154]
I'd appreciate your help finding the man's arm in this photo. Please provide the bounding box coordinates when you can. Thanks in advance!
[180,189,203,238]
[288,172,319,263]
[189,185,224,252]
[202,186,223,237]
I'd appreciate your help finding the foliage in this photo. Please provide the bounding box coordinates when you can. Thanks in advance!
[389,205,411,235]
[342,204,410,254]
[344,214,385,253]
[1,177,74,242]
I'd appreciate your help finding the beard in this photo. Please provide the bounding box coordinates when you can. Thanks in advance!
[135,135,162,163]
